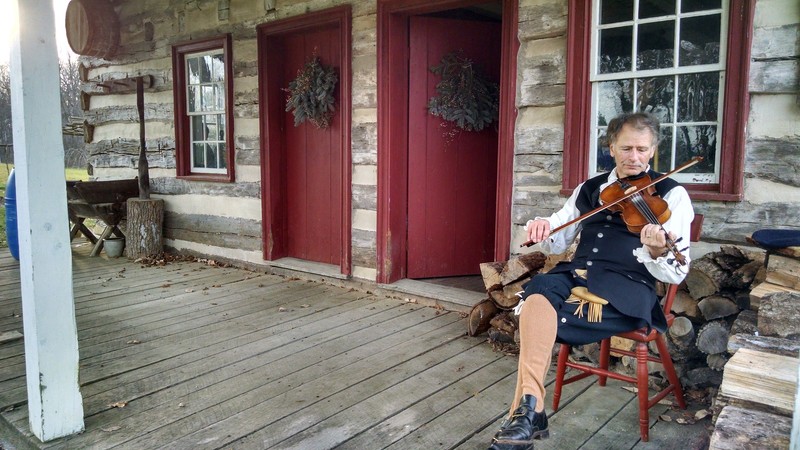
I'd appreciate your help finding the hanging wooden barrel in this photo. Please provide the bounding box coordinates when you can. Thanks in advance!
[65,0,119,58]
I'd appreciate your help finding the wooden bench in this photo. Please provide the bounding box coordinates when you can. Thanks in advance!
[66,179,139,256]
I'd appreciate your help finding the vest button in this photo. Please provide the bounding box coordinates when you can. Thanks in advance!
[606,215,612,220]
[561,317,567,323]
[597,233,604,238]
[592,248,599,253]
[587,261,593,266]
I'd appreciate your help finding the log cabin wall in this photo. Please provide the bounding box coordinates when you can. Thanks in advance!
[79,0,799,281]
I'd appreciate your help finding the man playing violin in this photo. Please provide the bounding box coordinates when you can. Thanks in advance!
[489,112,694,450]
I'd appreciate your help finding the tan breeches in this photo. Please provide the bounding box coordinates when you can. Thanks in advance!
[509,293,558,415]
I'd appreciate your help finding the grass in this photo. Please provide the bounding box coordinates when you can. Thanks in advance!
[0,165,89,249]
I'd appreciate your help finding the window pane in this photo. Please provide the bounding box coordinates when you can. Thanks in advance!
[677,72,720,122]
[637,21,675,70]
[655,126,673,172]
[205,144,218,169]
[201,85,214,112]
[637,76,674,124]
[215,84,225,111]
[682,0,720,13]
[595,128,615,172]
[676,125,716,172]
[200,55,213,83]
[192,143,205,168]
[188,86,199,112]
[639,0,674,19]
[679,14,721,66]
[597,79,633,126]
[211,54,225,82]
[218,143,227,169]
[599,26,633,74]
[600,0,633,24]
[204,114,219,140]
[191,115,205,142]
[188,57,200,84]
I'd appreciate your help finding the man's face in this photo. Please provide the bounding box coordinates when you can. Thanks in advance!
[608,124,657,178]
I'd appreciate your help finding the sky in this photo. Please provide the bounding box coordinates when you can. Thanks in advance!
[0,0,76,64]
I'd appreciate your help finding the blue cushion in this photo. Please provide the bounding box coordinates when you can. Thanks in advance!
[751,229,800,249]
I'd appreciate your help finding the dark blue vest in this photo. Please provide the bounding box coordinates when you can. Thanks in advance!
[548,170,679,332]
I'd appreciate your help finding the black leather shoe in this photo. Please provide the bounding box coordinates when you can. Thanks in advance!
[488,394,549,450]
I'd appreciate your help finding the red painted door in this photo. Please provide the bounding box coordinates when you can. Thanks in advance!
[283,28,343,265]
[407,17,500,278]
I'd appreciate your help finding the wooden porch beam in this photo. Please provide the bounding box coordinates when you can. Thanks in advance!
[10,0,84,441]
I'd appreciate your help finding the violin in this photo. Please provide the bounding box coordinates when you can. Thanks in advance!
[600,173,686,266]
[520,157,703,267]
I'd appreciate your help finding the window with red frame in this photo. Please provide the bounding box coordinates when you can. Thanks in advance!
[564,0,753,200]
[172,35,235,182]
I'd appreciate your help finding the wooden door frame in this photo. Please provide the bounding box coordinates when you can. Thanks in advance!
[376,0,518,283]
[257,5,352,275]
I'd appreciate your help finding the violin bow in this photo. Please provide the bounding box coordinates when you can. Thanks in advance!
[521,156,703,247]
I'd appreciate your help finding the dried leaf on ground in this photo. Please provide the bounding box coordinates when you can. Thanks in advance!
[126,340,141,345]
[108,401,127,408]
[101,426,121,432]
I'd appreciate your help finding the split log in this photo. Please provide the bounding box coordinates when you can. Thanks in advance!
[730,260,763,290]
[610,336,635,357]
[718,348,798,415]
[126,198,164,259]
[668,316,696,350]
[502,279,529,302]
[467,298,497,337]
[757,291,800,338]
[500,252,547,286]
[714,246,750,272]
[696,320,730,355]
[733,290,751,310]
[479,261,505,292]
[683,366,723,389]
[489,312,517,336]
[489,289,518,309]
[765,254,800,290]
[729,309,757,336]
[697,295,740,321]
[685,256,729,299]
[748,281,795,311]
[709,406,791,450]
[728,334,800,358]
[670,289,703,321]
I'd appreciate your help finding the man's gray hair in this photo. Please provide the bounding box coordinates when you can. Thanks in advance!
[605,112,660,146]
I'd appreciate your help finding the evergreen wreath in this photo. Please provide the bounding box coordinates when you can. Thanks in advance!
[427,51,499,133]
[284,56,338,128]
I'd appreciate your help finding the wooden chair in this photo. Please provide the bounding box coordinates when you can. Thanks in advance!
[551,213,704,442]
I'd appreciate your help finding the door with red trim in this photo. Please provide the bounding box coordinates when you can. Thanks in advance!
[283,29,343,265]
[407,16,500,278]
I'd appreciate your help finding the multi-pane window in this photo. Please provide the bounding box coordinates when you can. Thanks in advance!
[186,51,227,173]
[172,35,234,182]
[589,0,728,184]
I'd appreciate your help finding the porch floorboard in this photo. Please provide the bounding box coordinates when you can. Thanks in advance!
[0,242,710,449]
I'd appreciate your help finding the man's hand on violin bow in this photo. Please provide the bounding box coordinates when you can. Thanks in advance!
[640,224,676,259]
[525,219,551,244]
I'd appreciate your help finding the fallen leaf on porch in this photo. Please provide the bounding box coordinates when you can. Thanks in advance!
[126,340,141,345]
[101,426,121,432]
[694,409,710,420]
[659,414,672,422]
[207,260,217,266]
[675,417,689,424]
[621,386,638,393]
[657,398,673,406]
[178,402,185,408]
[202,287,209,291]
[455,365,464,372]
[161,284,171,288]
[300,304,310,308]
[212,284,222,288]
[258,284,264,288]
[108,401,127,408]
[278,307,287,312]
[185,288,194,293]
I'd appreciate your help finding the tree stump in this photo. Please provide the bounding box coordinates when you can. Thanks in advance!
[126,198,164,259]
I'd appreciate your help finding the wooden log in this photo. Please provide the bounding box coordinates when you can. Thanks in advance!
[733,290,751,310]
[610,336,635,357]
[671,289,703,322]
[765,254,800,290]
[748,281,795,311]
[730,260,763,290]
[500,252,547,286]
[696,320,730,355]
[126,198,164,260]
[709,406,791,450]
[719,348,798,415]
[757,291,800,338]
[729,309,757,336]
[683,366,723,389]
[685,255,729,299]
[502,279,529,302]
[668,316,696,350]
[728,334,800,358]
[479,261,504,292]
[706,353,728,371]
[697,295,740,321]
[489,289,517,309]
[467,298,498,337]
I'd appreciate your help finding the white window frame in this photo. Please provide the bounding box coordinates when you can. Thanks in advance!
[185,49,227,174]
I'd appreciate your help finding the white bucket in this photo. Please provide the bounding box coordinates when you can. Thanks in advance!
[104,237,125,258]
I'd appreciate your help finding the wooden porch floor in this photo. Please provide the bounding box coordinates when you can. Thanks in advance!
[0,242,711,449]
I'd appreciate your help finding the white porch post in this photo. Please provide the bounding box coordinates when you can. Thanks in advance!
[10,0,84,441]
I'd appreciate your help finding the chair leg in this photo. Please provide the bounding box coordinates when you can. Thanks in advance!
[636,342,650,442]
[655,334,687,409]
[552,343,570,411]
[598,338,610,386]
